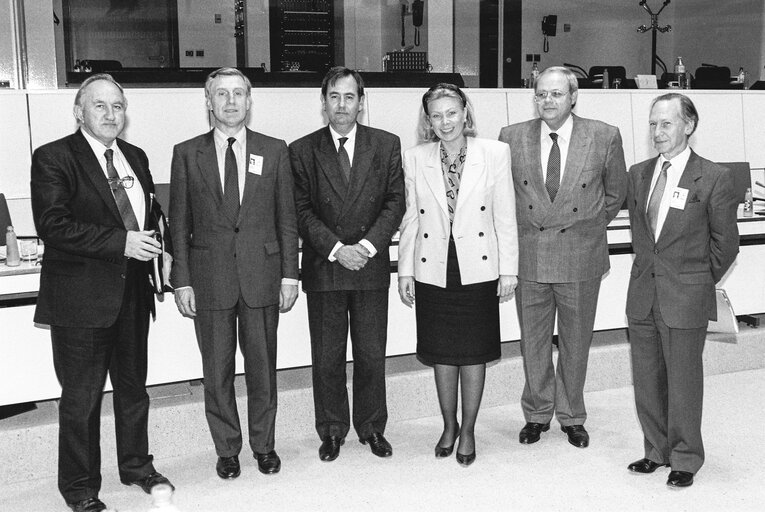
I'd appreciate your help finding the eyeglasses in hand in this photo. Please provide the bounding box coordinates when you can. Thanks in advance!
[108,176,135,190]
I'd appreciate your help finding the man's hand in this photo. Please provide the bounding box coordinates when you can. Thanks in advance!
[174,287,196,318]
[335,244,369,271]
[125,230,162,261]
[497,275,518,303]
[398,276,415,308]
[279,283,299,313]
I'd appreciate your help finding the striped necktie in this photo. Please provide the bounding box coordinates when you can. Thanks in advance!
[104,149,139,231]
[647,160,671,238]
[545,133,561,202]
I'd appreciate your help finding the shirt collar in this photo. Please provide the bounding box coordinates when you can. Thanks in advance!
[329,123,357,148]
[542,114,574,143]
[214,126,246,148]
[80,128,118,157]
[659,145,692,173]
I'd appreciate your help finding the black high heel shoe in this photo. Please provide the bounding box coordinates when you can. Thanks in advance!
[455,435,476,467]
[434,426,460,458]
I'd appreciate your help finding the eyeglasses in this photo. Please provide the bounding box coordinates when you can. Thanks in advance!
[108,176,135,190]
[533,90,569,102]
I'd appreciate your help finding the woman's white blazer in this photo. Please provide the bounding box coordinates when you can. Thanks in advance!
[398,137,519,288]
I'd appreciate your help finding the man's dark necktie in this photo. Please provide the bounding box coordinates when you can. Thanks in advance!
[222,137,240,220]
[647,160,671,238]
[104,149,139,231]
[545,132,561,202]
[338,137,351,182]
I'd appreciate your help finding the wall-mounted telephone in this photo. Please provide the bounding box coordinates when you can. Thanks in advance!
[412,0,423,46]
[542,15,557,52]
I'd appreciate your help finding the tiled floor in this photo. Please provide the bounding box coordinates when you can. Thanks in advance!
[2,367,763,512]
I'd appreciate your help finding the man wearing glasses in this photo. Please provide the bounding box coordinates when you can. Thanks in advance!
[31,74,172,512]
[499,66,627,449]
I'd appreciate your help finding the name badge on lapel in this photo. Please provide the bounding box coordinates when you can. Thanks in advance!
[248,154,263,175]
[670,187,688,210]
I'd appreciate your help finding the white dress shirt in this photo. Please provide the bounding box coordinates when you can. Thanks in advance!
[81,129,146,230]
[540,114,574,184]
[647,145,691,238]
[326,123,377,260]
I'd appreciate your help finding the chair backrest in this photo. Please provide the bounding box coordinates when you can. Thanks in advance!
[693,66,733,89]
[0,194,11,246]
[588,66,627,81]
[716,162,751,203]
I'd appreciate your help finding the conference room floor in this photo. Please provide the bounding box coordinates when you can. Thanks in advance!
[2,365,762,512]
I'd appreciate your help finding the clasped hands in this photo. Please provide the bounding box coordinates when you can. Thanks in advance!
[335,243,370,271]
[398,274,518,308]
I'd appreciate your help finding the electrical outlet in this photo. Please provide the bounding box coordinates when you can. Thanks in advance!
[533,54,541,62]
[526,54,533,62]
[564,23,571,32]
[185,50,193,57]
[196,50,205,57]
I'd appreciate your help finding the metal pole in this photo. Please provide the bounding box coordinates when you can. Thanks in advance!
[10,0,28,89]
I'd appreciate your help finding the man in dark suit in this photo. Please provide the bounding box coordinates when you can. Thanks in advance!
[169,67,299,480]
[31,74,172,512]
[625,93,739,488]
[499,66,627,449]
[289,67,405,461]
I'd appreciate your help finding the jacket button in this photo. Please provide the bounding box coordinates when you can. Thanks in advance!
[654,249,659,254]
[120,273,126,279]
[478,232,484,237]
[482,255,488,260]
[480,206,486,211]
[420,209,425,214]
[360,225,366,231]
[560,228,566,233]
[421,257,427,262]
[651,272,655,278]
[529,205,533,209]
[573,208,578,212]
[234,227,239,233]
[423,233,428,238]
[582,183,586,188]
[523,180,528,185]
[539,227,545,231]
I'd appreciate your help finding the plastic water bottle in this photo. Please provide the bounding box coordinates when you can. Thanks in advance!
[529,62,540,88]
[744,187,754,217]
[148,484,181,512]
[602,68,609,89]
[5,226,20,267]
[675,57,687,89]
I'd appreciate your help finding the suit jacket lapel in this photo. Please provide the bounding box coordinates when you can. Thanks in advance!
[422,143,449,218]
[526,121,549,205]
[636,157,658,238]
[239,128,263,221]
[196,131,224,206]
[343,124,373,215]
[72,130,124,228]
[315,127,349,200]
[455,137,484,213]
[658,151,703,246]
[117,138,153,229]
[556,116,591,202]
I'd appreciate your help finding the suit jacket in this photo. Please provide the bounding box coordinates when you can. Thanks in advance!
[499,115,627,283]
[626,151,739,328]
[169,128,299,310]
[398,137,518,287]
[31,129,156,328]
[289,124,405,292]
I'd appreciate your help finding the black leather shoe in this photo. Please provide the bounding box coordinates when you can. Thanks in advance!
[255,450,281,474]
[456,450,476,467]
[519,422,550,444]
[628,458,668,474]
[216,455,241,479]
[667,470,694,488]
[360,432,393,458]
[67,497,106,512]
[121,471,175,494]
[561,425,589,448]
[319,435,344,462]
[435,441,456,458]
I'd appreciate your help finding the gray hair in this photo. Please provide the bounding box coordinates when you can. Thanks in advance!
[74,73,126,108]
[205,67,252,99]
[650,92,699,135]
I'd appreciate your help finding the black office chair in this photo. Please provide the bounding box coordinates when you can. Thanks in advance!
[0,193,11,246]
[693,65,734,89]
